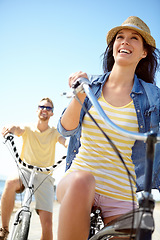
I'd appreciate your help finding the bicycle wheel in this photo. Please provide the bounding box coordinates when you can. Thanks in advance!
[10,210,31,240]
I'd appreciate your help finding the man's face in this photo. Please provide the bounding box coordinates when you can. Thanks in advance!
[37,100,53,121]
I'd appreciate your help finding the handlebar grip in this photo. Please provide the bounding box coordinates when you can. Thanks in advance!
[71,79,81,89]
[71,77,90,89]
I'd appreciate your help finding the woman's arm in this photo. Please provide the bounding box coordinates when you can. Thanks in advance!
[60,71,88,131]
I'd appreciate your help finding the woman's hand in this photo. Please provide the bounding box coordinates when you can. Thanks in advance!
[68,71,88,100]
[60,71,88,131]
[68,71,88,88]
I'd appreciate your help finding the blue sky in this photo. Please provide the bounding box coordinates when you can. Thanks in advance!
[0,0,160,198]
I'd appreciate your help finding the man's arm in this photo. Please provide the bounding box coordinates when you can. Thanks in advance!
[58,135,68,148]
[1,125,25,137]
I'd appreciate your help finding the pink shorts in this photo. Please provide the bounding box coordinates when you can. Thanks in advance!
[94,193,138,218]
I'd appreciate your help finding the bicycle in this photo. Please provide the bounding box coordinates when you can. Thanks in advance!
[70,77,160,240]
[3,133,66,240]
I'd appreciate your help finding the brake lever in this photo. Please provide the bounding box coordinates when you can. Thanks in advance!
[71,77,90,95]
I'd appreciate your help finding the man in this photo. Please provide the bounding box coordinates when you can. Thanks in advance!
[0,97,67,240]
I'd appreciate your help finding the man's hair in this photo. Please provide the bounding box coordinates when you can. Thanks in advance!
[39,97,54,110]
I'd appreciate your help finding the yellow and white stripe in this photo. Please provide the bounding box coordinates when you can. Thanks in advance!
[67,94,138,202]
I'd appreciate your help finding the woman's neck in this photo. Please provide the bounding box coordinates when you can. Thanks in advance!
[102,64,135,107]
[108,64,135,87]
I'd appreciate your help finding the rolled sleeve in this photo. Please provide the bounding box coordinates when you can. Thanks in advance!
[57,118,81,137]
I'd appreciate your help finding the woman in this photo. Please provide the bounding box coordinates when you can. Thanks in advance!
[56,16,160,240]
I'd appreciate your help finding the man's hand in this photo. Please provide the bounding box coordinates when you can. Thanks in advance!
[1,126,24,137]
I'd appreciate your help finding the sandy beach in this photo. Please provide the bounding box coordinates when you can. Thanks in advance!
[0,200,160,240]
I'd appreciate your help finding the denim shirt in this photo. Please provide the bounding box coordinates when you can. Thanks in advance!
[57,72,160,192]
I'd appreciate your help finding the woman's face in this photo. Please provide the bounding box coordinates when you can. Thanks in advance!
[113,29,147,68]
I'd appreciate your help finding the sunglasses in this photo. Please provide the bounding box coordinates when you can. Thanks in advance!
[38,105,53,111]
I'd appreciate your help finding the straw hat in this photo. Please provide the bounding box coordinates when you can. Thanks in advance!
[106,16,156,48]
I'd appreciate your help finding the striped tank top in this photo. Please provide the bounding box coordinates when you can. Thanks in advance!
[67,94,138,202]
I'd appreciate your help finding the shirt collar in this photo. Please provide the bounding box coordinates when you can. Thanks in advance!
[132,75,143,94]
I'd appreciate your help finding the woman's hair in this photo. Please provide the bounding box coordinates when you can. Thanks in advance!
[103,35,160,84]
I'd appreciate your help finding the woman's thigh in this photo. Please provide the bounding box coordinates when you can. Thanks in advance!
[56,171,95,204]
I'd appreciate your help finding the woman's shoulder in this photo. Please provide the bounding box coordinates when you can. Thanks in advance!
[137,77,160,110]
[137,76,160,94]
[88,72,110,84]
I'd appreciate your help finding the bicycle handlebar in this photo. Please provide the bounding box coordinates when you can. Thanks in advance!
[72,77,160,143]
[3,133,66,173]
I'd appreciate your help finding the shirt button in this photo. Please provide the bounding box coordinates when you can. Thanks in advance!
[67,163,69,166]
[137,109,140,113]
[74,150,76,152]
[131,93,134,97]
[140,125,143,129]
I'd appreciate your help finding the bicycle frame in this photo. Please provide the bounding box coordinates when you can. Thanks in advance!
[3,133,66,240]
[72,78,160,240]
[8,169,36,240]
